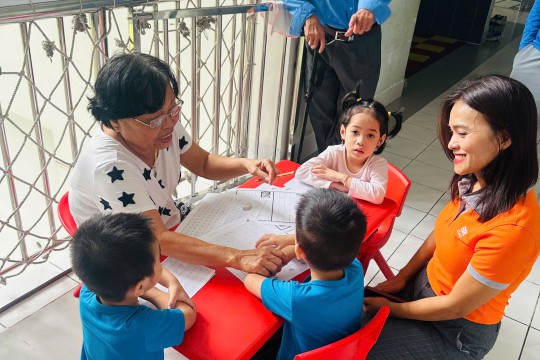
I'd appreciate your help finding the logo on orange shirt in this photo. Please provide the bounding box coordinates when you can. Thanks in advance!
[457,226,468,238]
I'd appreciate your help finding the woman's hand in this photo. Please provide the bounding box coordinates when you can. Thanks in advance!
[364,297,391,316]
[256,233,295,250]
[245,158,278,184]
[373,274,409,294]
[312,165,345,183]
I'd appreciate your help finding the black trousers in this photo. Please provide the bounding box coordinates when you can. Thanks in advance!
[305,25,382,154]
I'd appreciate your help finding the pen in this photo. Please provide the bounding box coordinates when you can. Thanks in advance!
[255,170,295,182]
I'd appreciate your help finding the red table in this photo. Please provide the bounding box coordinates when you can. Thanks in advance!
[175,160,396,360]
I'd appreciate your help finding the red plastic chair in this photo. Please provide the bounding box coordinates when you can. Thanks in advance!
[293,306,390,360]
[58,192,83,297]
[358,163,411,279]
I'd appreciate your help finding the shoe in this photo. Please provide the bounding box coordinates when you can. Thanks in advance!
[490,15,507,26]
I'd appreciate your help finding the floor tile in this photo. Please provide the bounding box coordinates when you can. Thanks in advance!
[393,206,428,234]
[165,348,189,360]
[385,136,429,160]
[0,260,67,310]
[527,257,540,286]
[383,151,412,170]
[504,280,540,326]
[531,294,540,331]
[429,191,452,216]
[484,317,527,360]
[8,291,82,360]
[409,214,437,240]
[402,161,454,192]
[0,275,77,328]
[47,243,72,272]
[521,328,540,360]
[364,262,381,286]
[404,182,444,213]
[387,234,425,270]
[366,270,387,288]
[0,328,48,360]
[405,111,438,130]
[418,98,443,116]
[0,323,6,334]
[395,123,438,145]
[379,229,408,260]
[415,144,454,172]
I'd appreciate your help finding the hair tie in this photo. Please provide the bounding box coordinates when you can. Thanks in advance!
[388,112,391,116]
[356,97,362,102]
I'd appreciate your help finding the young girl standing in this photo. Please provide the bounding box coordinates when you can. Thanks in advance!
[295,87,402,204]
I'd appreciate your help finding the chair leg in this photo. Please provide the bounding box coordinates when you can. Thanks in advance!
[373,251,395,280]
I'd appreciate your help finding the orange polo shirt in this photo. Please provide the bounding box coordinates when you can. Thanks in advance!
[427,190,540,325]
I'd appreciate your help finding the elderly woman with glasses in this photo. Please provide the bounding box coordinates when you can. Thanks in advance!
[69,53,286,302]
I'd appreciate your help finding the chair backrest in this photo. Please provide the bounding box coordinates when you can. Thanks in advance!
[58,192,78,236]
[293,306,390,360]
[386,163,411,217]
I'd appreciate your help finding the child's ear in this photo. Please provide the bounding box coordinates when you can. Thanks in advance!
[377,134,386,146]
[132,280,146,297]
[340,124,346,140]
[295,243,306,261]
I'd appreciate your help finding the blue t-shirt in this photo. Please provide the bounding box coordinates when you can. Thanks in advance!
[261,259,364,360]
[79,285,185,360]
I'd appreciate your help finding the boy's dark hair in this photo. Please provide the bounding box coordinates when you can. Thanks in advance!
[87,52,179,130]
[296,188,366,272]
[339,83,403,154]
[71,213,157,302]
[438,74,538,222]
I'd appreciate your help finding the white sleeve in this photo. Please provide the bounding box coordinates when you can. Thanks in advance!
[294,149,334,188]
[92,160,157,214]
[348,157,388,204]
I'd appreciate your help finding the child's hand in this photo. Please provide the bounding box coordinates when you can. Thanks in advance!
[168,281,196,311]
[329,182,349,192]
[256,233,295,250]
[311,165,344,183]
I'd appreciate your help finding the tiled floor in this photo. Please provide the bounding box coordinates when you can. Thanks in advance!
[1,5,540,360]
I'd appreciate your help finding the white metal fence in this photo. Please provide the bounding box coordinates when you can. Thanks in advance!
[0,0,301,287]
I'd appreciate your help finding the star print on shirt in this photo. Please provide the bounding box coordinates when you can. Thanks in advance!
[100,198,112,210]
[158,206,172,216]
[179,136,189,150]
[143,168,152,181]
[158,179,166,189]
[118,191,135,207]
[107,166,124,183]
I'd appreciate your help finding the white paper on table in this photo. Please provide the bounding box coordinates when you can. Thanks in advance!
[155,258,215,298]
[226,188,301,223]
[177,191,269,238]
[199,216,308,282]
[281,178,313,194]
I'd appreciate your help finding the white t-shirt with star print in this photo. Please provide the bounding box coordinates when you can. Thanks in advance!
[69,122,192,229]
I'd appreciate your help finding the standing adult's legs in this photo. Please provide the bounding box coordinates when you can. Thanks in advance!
[305,42,341,154]
[323,25,383,148]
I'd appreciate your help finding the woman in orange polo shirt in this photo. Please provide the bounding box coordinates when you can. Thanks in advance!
[364,75,540,359]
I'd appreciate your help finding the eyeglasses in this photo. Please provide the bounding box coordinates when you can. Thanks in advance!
[131,99,183,129]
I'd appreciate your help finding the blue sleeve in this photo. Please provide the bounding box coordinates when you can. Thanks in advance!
[283,0,317,36]
[144,308,185,352]
[261,278,295,322]
[520,0,540,49]
[357,0,392,25]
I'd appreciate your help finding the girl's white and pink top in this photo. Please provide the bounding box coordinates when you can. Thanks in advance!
[295,145,388,204]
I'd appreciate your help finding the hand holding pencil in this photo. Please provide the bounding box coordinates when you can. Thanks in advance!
[255,170,295,182]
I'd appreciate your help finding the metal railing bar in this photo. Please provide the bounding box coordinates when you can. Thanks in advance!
[212,12,222,190]
[234,13,246,161]
[254,12,269,159]
[138,3,272,21]
[273,36,288,162]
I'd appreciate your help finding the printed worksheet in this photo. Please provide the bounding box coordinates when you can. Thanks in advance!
[200,216,308,281]
[155,258,215,297]
[234,189,301,223]
[282,178,313,194]
[177,191,269,238]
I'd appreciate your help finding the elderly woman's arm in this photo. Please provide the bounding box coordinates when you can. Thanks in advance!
[181,142,278,183]
[144,209,286,276]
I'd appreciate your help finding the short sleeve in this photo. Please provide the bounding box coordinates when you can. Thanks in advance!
[261,278,295,322]
[144,308,185,351]
[175,122,192,155]
[93,160,157,214]
[469,225,539,288]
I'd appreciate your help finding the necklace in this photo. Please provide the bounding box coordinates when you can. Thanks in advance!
[117,133,158,176]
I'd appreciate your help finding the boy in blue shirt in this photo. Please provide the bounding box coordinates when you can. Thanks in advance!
[245,188,366,360]
[71,213,196,360]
